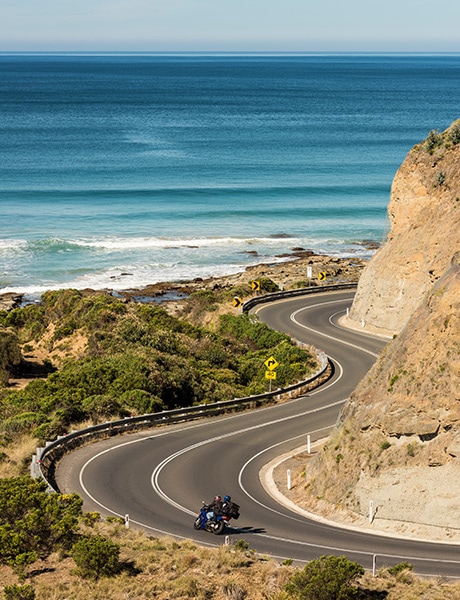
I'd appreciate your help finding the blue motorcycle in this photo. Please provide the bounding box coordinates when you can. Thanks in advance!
[193,503,230,535]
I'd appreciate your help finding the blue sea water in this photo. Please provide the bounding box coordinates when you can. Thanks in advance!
[1,53,459,295]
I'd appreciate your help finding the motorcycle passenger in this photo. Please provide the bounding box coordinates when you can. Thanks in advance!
[205,495,223,522]
[221,495,233,516]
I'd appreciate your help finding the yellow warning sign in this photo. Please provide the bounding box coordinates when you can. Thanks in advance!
[264,356,279,370]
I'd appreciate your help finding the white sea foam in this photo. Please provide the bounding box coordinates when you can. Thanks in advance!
[0,239,28,251]
[0,253,301,295]
[69,236,296,250]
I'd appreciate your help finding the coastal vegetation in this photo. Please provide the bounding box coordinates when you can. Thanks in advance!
[1,268,459,598]
[0,287,316,454]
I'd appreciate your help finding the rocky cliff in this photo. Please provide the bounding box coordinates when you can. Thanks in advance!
[301,122,460,540]
[350,121,460,334]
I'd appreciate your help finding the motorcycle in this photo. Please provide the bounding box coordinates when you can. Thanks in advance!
[193,503,232,535]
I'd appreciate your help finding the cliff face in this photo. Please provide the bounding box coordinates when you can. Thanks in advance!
[302,122,460,538]
[350,121,460,334]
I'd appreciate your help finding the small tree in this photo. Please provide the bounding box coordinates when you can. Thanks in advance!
[71,535,120,579]
[284,555,364,600]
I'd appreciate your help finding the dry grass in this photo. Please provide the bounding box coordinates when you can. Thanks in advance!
[1,522,459,599]
[0,434,37,478]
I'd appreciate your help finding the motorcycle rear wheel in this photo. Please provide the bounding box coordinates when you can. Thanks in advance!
[212,520,225,535]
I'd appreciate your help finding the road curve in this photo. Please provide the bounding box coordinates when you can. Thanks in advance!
[56,290,460,577]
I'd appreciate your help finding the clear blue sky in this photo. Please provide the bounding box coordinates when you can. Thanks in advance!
[1,0,458,53]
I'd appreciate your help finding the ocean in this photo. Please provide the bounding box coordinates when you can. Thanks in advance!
[1,53,459,298]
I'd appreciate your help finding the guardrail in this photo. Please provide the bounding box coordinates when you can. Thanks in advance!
[242,282,358,313]
[32,283,357,492]
[32,350,331,492]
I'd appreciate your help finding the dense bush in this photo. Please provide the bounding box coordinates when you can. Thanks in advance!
[0,328,22,385]
[71,534,120,579]
[0,290,316,444]
[0,477,82,577]
[2,584,35,600]
[284,555,364,600]
[218,313,288,350]
[258,277,279,292]
[1,305,48,342]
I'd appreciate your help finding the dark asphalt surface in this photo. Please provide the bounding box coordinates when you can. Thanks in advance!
[56,290,460,577]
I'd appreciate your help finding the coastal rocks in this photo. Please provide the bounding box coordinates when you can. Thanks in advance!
[0,293,23,312]
[114,252,368,306]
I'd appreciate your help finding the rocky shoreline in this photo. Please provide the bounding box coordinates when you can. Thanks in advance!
[0,252,370,311]
[115,252,368,304]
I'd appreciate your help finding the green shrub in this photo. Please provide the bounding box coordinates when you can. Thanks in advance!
[3,305,48,342]
[234,540,249,552]
[118,389,164,415]
[0,328,22,385]
[386,561,413,576]
[434,170,446,187]
[425,129,442,154]
[186,289,218,314]
[71,535,120,579]
[0,477,82,577]
[406,443,416,457]
[81,511,101,527]
[258,277,279,292]
[1,412,47,436]
[81,394,124,421]
[218,313,288,350]
[284,555,364,600]
[2,584,35,600]
[449,121,460,145]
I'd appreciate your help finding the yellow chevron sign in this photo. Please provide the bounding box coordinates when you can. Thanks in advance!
[251,280,261,291]
[233,296,243,308]
[318,271,327,281]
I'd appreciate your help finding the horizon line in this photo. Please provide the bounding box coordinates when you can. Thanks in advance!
[1,50,459,56]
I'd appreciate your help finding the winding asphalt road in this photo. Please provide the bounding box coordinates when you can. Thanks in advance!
[56,290,460,577]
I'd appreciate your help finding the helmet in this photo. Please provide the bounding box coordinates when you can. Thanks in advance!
[223,495,231,502]
[214,495,221,501]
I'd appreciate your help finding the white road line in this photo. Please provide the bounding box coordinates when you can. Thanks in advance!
[289,300,381,358]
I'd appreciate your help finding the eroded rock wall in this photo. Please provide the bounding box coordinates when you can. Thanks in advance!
[350,121,460,334]
[302,122,460,537]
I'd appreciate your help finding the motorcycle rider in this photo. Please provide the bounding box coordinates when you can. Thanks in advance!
[205,495,223,522]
